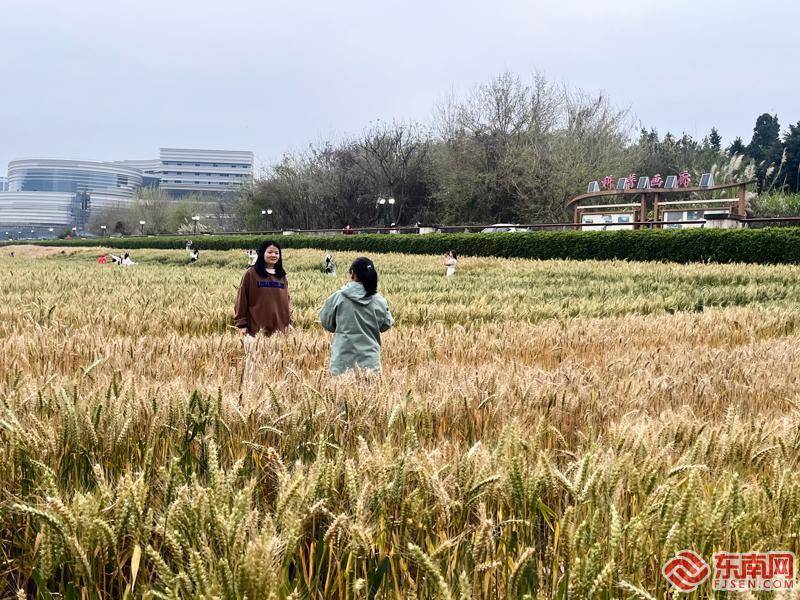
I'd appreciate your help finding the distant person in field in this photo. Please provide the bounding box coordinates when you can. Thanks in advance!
[319,257,394,375]
[246,249,258,267]
[185,240,197,262]
[121,252,135,266]
[343,225,354,235]
[97,254,108,264]
[324,253,336,275]
[234,240,292,337]
[443,250,458,277]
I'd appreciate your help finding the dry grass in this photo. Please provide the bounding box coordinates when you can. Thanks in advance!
[1,248,800,598]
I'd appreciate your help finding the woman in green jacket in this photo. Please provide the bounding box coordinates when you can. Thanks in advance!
[319,257,394,375]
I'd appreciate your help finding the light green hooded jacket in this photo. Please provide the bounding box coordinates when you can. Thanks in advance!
[319,281,394,375]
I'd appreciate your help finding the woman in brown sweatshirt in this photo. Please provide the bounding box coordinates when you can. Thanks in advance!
[234,240,292,336]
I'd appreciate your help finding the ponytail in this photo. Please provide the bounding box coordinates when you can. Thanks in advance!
[349,257,378,296]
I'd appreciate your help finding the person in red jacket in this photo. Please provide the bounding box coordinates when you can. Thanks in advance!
[97,254,108,264]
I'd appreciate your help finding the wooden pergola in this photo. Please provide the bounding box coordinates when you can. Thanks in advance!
[567,179,757,227]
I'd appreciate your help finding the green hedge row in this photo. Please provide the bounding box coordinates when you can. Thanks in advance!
[7,228,800,264]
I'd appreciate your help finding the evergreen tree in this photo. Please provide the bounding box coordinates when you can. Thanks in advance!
[728,137,746,156]
[708,127,722,151]
[783,122,800,193]
[747,113,782,190]
[747,113,781,162]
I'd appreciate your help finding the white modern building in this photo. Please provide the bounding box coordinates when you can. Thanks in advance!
[0,147,253,232]
[2,159,143,232]
[158,148,253,195]
[118,148,254,195]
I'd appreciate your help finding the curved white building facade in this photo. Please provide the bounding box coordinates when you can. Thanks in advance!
[0,192,75,227]
[1,148,253,233]
[2,159,142,231]
[7,159,144,195]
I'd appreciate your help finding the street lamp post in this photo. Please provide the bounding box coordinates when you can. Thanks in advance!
[261,209,273,230]
[377,197,386,228]
[71,227,77,238]
[139,220,146,235]
[192,215,200,234]
[100,225,107,237]
[377,197,396,228]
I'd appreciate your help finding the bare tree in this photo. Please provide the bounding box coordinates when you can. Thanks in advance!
[353,121,432,225]
[433,72,632,223]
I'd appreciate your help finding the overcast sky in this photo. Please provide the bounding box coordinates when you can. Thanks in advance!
[1,0,798,173]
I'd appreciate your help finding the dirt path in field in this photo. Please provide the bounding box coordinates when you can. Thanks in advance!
[0,244,97,259]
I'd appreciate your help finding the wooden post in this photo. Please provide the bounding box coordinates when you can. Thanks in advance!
[738,184,746,217]
[574,206,580,225]
[652,192,660,228]
[639,194,647,229]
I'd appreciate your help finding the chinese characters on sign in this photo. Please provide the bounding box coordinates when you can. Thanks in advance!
[713,552,795,591]
[663,551,795,592]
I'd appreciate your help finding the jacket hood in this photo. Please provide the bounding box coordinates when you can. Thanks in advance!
[340,281,373,305]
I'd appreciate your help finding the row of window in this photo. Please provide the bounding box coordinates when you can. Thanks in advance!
[161,172,246,177]
[162,161,251,168]
[12,171,138,193]
[161,180,237,186]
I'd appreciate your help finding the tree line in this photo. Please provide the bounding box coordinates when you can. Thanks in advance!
[240,71,800,228]
[92,71,800,234]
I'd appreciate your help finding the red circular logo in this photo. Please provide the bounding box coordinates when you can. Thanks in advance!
[662,550,710,591]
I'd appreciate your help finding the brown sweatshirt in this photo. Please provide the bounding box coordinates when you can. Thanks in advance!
[234,268,292,336]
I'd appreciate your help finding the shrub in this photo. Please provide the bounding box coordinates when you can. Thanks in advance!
[8,227,800,264]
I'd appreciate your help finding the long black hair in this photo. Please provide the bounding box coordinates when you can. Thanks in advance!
[448,249,458,260]
[350,257,378,296]
[253,240,286,278]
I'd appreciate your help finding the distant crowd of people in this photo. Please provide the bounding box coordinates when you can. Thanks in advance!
[98,252,135,266]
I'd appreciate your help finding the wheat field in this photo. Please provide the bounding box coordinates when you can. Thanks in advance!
[1,244,800,599]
